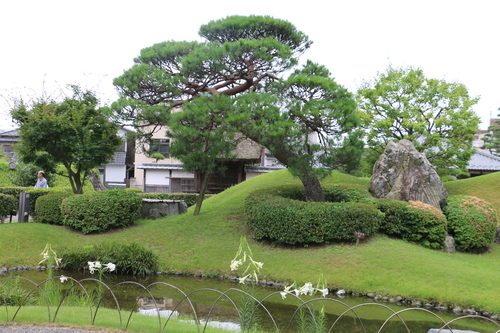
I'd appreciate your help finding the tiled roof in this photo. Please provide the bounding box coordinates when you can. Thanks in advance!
[467,150,500,171]
[137,163,186,170]
[107,152,126,165]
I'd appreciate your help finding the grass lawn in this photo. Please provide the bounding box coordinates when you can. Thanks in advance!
[1,169,500,316]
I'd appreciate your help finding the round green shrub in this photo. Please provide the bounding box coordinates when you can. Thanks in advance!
[376,199,447,249]
[35,192,75,224]
[0,193,17,219]
[443,195,498,253]
[61,189,142,234]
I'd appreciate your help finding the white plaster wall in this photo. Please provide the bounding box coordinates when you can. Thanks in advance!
[105,165,126,182]
[171,170,194,178]
[134,124,183,188]
[145,169,170,185]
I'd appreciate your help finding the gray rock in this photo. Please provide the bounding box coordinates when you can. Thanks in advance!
[140,199,188,219]
[370,140,448,210]
[444,235,456,253]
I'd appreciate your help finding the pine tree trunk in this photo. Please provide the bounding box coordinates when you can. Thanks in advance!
[299,174,325,202]
[194,172,211,215]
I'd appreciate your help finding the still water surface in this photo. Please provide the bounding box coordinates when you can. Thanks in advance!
[6,270,500,333]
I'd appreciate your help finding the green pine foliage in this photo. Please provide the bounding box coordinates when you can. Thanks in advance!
[482,117,500,156]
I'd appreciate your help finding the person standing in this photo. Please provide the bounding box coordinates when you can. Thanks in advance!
[34,171,49,189]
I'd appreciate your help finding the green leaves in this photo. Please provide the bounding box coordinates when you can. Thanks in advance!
[113,15,363,203]
[11,86,121,194]
[357,65,481,176]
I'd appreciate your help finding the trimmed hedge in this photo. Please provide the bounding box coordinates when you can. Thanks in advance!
[443,195,498,253]
[0,187,30,203]
[136,192,212,208]
[61,190,142,234]
[245,193,383,245]
[0,193,17,219]
[27,188,73,218]
[323,184,374,204]
[35,192,75,224]
[376,199,448,249]
[251,184,373,203]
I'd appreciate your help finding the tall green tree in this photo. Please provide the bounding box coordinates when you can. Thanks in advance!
[228,61,363,201]
[482,109,500,155]
[11,86,121,194]
[167,95,242,215]
[113,15,363,202]
[357,66,481,176]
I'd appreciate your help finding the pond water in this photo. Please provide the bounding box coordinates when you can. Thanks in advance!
[3,270,500,333]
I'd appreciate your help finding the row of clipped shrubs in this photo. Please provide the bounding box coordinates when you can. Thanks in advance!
[34,190,206,234]
[245,185,498,253]
[0,186,205,234]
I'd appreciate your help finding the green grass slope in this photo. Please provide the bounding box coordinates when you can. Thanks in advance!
[1,169,500,313]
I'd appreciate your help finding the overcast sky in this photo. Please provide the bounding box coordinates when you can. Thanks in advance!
[1,0,498,130]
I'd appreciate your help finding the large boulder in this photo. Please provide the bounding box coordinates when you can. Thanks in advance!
[370,140,448,210]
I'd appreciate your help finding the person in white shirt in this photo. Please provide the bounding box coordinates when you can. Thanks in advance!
[34,170,49,189]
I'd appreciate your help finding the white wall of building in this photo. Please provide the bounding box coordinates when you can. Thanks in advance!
[105,165,126,183]
[171,170,193,178]
[145,170,171,185]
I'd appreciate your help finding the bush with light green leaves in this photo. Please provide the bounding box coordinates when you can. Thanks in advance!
[443,195,498,253]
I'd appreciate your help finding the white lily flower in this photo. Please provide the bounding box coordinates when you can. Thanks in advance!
[252,260,264,269]
[94,261,102,268]
[104,262,116,272]
[280,291,288,300]
[60,275,68,283]
[230,259,241,271]
[317,288,329,297]
[298,282,315,296]
[238,274,250,284]
[88,261,96,274]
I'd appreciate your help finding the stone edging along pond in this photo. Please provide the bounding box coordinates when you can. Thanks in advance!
[2,264,499,322]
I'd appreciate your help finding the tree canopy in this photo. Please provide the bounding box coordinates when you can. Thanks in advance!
[357,66,481,176]
[11,86,121,194]
[482,111,500,155]
[112,15,362,202]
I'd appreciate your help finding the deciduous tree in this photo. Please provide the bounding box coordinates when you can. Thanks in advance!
[11,86,121,194]
[357,66,480,176]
